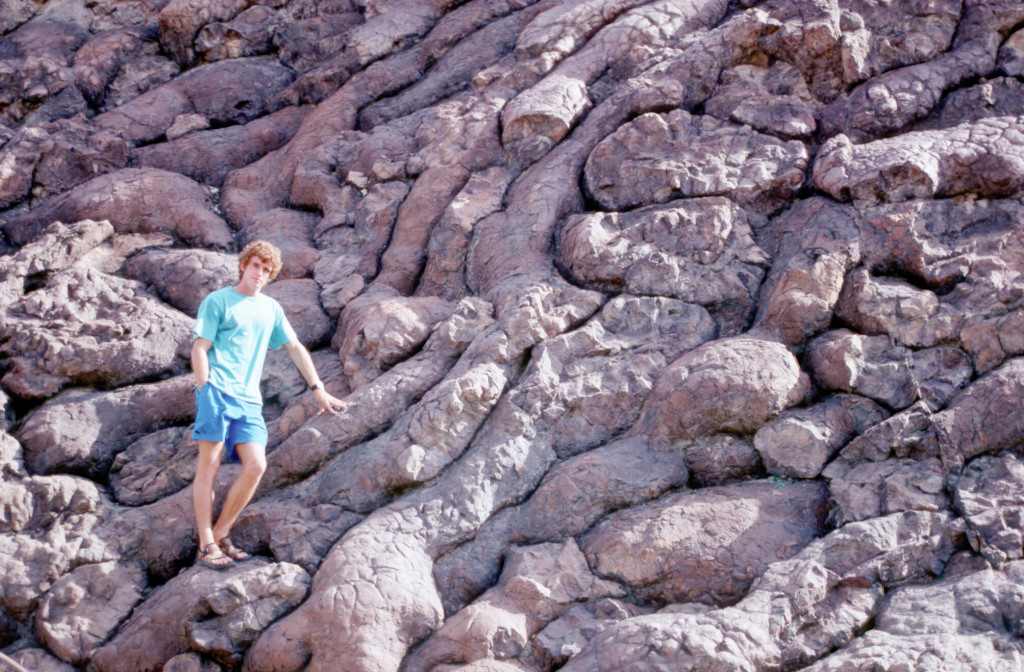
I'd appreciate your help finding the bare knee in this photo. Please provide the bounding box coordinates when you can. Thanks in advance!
[242,453,266,480]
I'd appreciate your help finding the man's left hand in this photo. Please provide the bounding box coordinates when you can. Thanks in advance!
[313,387,346,415]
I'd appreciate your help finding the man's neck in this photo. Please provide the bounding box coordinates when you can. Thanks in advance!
[233,283,260,297]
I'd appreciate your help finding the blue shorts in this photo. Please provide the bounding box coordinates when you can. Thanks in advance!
[193,383,268,461]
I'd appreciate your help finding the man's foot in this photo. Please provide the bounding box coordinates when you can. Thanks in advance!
[196,542,234,570]
[217,536,250,561]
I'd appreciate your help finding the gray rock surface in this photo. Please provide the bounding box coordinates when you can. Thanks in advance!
[2,1,1024,670]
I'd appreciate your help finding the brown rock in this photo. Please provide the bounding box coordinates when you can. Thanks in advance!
[0,218,114,311]
[933,357,1024,469]
[639,337,812,440]
[133,106,310,187]
[404,541,622,671]
[195,5,284,63]
[8,648,78,672]
[679,434,761,487]
[1,266,192,399]
[109,426,196,506]
[955,452,1024,566]
[754,394,888,479]
[558,197,768,334]
[584,109,808,215]
[814,118,1024,204]
[582,479,827,606]
[263,278,332,348]
[704,61,820,138]
[1,168,233,249]
[15,375,194,477]
[806,329,918,410]
[802,561,1024,671]
[241,206,319,280]
[334,288,456,388]
[122,246,236,316]
[751,197,863,347]
[835,267,940,345]
[94,57,293,144]
[35,560,146,666]
[562,511,959,671]
[89,561,310,672]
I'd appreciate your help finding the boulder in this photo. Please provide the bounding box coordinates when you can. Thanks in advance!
[1,266,193,399]
[35,560,146,666]
[1,168,233,249]
[754,395,888,479]
[558,197,768,334]
[582,479,827,606]
[89,561,310,672]
[584,109,808,215]
[15,375,194,477]
[639,337,812,440]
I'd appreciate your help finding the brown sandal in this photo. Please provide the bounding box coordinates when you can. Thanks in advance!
[217,536,250,561]
[197,542,234,570]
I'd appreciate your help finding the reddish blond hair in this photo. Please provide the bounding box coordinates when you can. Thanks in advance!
[238,240,283,281]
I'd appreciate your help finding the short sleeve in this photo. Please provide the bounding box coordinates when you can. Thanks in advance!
[268,301,298,350]
[193,292,222,342]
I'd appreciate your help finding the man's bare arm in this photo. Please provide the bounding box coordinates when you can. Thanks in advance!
[191,337,213,389]
[284,339,346,415]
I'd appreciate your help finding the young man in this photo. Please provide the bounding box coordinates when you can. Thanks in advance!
[191,240,345,569]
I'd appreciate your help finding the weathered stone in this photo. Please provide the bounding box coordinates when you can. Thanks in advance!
[15,375,194,477]
[2,2,1024,669]
[751,197,863,347]
[679,434,761,487]
[241,206,319,280]
[806,329,918,410]
[195,5,284,63]
[582,479,827,607]
[802,561,1024,671]
[8,647,78,672]
[35,560,146,666]
[933,357,1024,470]
[262,278,332,348]
[109,426,196,506]
[1,266,192,399]
[955,452,1024,566]
[133,106,310,188]
[1000,28,1024,76]
[532,599,651,670]
[334,288,457,388]
[584,109,808,215]
[835,267,940,345]
[755,395,888,479]
[0,218,114,311]
[558,197,768,334]
[404,541,623,672]
[562,511,960,671]
[122,246,236,316]
[639,337,812,441]
[89,561,310,672]
[1,168,233,249]
[827,456,949,526]
[814,117,1024,204]
[704,61,820,138]
[94,57,293,144]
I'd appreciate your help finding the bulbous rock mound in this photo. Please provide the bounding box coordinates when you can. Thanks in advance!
[2,0,1024,670]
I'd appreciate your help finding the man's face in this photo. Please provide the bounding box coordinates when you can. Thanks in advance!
[239,255,273,293]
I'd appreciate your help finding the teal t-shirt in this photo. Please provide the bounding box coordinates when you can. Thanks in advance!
[193,287,297,404]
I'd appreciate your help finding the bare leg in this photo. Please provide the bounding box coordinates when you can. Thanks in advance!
[212,441,267,546]
[193,440,232,566]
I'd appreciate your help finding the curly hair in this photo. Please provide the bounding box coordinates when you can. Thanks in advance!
[238,240,283,281]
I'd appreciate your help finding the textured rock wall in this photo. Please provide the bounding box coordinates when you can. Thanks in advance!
[2,0,1024,670]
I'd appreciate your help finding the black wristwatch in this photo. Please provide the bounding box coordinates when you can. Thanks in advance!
[310,382,322,391]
